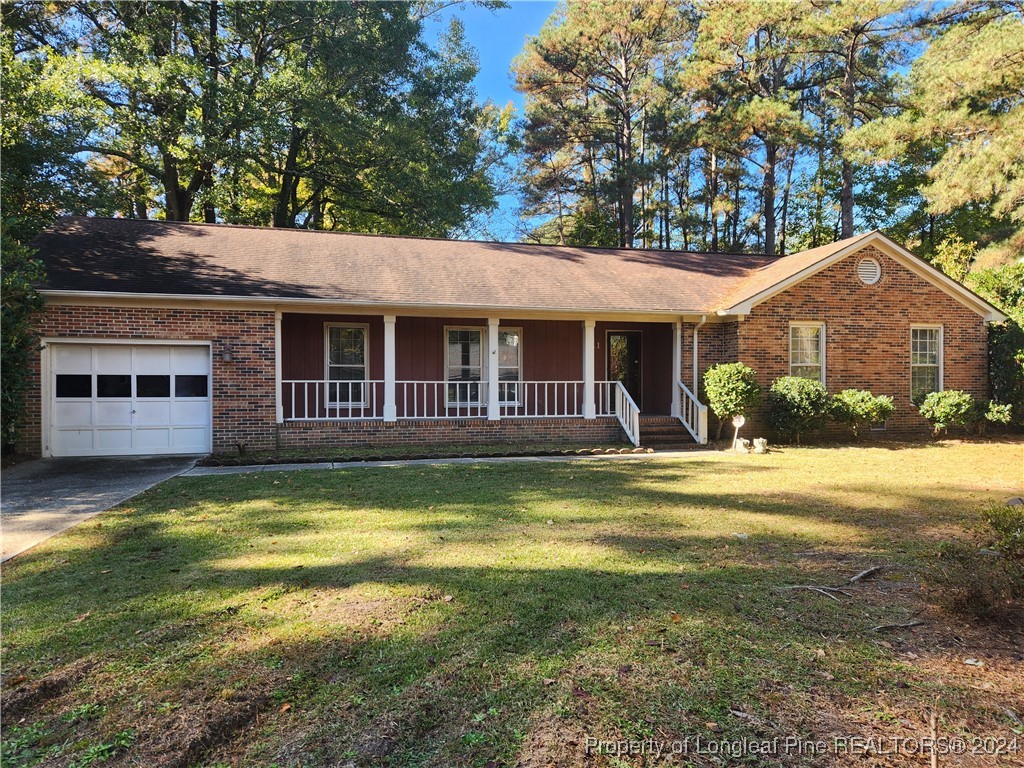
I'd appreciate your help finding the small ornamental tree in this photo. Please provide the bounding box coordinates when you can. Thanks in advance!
[767,376,830,444]
[1,232,44,449]
[702,363,761,440]
[917,390,977,435]
[830,389,895,438]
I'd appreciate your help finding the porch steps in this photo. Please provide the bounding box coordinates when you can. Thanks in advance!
[638,415,703,450]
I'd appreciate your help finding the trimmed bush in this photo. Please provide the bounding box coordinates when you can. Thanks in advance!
[766,376,829,444]
[830,389,895,438]
[980,401,1013,433]
[917,390,977,435]
[703,363,761,440]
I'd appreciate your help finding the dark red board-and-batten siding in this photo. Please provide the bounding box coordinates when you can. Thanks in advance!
[281,315,673,413]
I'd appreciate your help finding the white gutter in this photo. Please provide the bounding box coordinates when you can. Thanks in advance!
[39,288,722,319]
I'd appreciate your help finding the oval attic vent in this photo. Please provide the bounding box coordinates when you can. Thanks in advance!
[857,257,881,285]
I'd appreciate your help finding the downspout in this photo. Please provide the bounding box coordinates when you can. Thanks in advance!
[692,315,706,396]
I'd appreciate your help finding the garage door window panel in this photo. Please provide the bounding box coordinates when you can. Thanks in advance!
[97,374,132,398]
[56,375,92,398]
[175,375,209,398]
[136,375,171,398]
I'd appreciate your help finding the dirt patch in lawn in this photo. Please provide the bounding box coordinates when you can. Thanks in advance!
[2,658,96,721]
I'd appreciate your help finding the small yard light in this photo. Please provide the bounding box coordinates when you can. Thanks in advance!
[731,414,746,452]
[220,343,234,363]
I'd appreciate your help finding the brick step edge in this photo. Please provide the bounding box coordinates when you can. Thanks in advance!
[198,446,656,467]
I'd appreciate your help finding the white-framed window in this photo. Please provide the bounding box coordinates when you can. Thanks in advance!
[497,328,522,405]
[789,322,826,383]
[325,323,368,405]
[446,327,484,405]
[910,325,943,403]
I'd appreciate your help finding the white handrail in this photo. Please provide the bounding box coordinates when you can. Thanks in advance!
[676,379,708,444]
[613,381,641,446]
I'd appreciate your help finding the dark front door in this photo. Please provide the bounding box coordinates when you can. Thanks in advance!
[607,331,642,409]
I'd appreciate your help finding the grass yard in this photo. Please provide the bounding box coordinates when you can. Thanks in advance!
[2,440,1023,768]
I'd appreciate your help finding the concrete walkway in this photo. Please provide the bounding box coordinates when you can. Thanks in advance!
[182,449,704,476]
[1,455,200,561]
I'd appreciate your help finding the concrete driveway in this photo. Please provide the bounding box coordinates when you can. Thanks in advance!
[1,455,200,561]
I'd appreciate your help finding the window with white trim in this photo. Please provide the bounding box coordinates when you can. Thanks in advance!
[497,328,522,404]
[446,327,483,405]
[789,323,825,383]
[911,326,942,403]
[326,324,367,405]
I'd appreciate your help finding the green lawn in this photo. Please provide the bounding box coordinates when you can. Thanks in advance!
[3,440,1023,767]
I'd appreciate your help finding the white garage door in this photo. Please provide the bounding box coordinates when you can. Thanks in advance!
[49,343,211,456]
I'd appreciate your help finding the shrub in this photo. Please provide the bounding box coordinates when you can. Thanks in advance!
[918,391,1014,435]
[987,504,1024,567]
[968,264,1024,429]
[917,390,977,435]
[766,376,829,444]
[979,401,1013,433]
[703,363,761,440]
[830,389,895,437]
[928,540,1022,622]
[928,504,1024,623]
[1,231,44,449]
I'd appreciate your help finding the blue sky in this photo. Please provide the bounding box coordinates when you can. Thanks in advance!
[426,1,558,239]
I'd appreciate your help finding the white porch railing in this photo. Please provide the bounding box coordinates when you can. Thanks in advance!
[396,381,488,419]
[613,381,641,447]
[281,378,643,445]
[499,381,584,418]
[283,380,384,420]
[676,379,709,444]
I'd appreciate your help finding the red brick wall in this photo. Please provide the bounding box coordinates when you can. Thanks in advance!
[278,417,625,450]
[734,246,989,436]
[18,304,278,455]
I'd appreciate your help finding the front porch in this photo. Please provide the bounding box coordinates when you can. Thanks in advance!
[274,312,709,448]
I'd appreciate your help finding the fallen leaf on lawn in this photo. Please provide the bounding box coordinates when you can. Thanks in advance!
[100,569,112,574]
[72,612,91,623]
[542,678,556,687]
[815,648,826,658]
[964,658,984,667]
[706,722,723,733]
[279,703,291,713]
[671,612,681,622]
[442,595,454,603]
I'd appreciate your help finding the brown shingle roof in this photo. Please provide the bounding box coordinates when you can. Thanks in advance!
[41,218,969,318]
[33,217,783,314]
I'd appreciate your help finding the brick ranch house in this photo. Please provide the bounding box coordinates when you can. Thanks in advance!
[18,217,1005,457]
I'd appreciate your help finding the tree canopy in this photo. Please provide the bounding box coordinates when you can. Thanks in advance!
[514,0,1023,266]
[2,0,509,236]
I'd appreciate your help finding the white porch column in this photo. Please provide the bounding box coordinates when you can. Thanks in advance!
[383,315,397,422]
[487,318,500,421]
[583,320,596,419]
[671,320,682,417]
[274,310,283,423]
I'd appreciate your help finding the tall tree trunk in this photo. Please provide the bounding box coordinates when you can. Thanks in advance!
[620,117,634,248]
[840,42,857,239]
[273,123,305,227]
[709,149,719,253]
[764,142,777,256]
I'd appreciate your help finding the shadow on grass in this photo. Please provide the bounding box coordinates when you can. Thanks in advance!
[2,453,1017,766]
